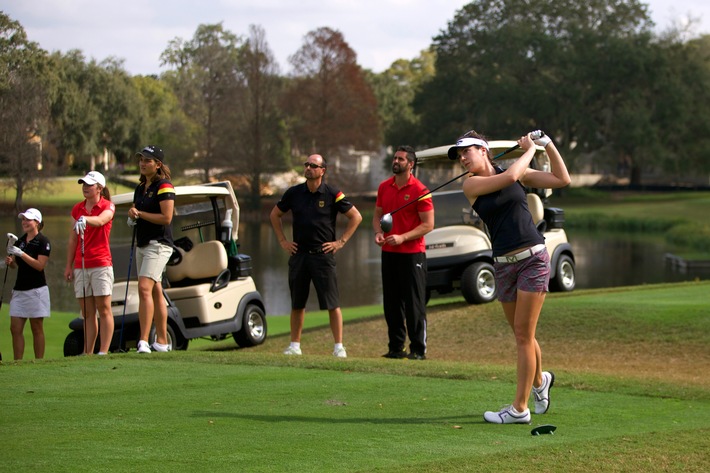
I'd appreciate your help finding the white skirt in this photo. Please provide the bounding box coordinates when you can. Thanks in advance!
[9,286,51,318]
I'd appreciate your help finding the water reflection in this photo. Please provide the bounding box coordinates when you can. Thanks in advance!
[0,215,707,316]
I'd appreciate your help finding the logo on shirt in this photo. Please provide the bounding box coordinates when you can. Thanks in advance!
[319,201,324,208]
[404,194,411,201]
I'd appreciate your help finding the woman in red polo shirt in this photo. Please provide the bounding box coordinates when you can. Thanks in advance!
[64,171,116,355]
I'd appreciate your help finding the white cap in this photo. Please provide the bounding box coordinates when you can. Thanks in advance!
[447,137,489,160]
[78,171,106,187]
[18,208,42,223]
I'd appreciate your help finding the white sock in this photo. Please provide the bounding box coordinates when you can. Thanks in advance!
[290,342,301,349]
[334,343,343,351]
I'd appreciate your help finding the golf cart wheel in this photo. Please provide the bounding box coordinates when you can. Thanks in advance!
[149,323,189,351]
[550,254,576,292]
[63,331,84,357]
[233,304,267,347]
[461,262,497,304]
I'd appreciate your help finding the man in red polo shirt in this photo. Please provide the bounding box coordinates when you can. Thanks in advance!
[373,146,434,360]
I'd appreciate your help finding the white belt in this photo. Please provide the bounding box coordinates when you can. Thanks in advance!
[495,244,546,263]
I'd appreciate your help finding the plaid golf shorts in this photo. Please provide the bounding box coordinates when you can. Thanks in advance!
[494,247,550,303]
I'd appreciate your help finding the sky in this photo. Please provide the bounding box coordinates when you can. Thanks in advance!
[3,0,710,76]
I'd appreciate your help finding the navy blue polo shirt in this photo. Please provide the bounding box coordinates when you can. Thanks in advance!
[13,233,51,290]
[276,182,353,252]
[133,178,176,247]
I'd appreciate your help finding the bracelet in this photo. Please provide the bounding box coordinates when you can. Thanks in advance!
[339,238,346,245]
[375,231,383,235]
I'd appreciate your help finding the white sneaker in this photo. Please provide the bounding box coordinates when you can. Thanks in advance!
[136,340,151,354]
[151,342,171,352]
[283,346,302,355]
[333,347,347,358]
[532,371,555,414]
[483,405,531,424]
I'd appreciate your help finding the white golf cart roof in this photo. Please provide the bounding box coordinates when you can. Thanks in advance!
[112,182,235,207]
[416,140,544,164]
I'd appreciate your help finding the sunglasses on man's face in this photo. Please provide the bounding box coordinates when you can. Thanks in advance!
[304,162,324,169]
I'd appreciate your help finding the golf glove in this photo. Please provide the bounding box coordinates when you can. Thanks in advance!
[532,130,551,147]
[127,217,138,227]
[74,216,87,235]
[7,246,24,257]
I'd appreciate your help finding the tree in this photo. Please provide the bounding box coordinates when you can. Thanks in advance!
[161,23,244,181]
[368,49,435,149]
[131,74,198,176]
[284,27,380,157]
[0,12,52,212]
[415,0,655,162]
[44,50,103,171]
[231,25,287,209]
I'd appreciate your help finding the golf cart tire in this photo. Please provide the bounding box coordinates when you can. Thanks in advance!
[461,262,497,304]
[233,304,267,347]
[550,254,576,292]
[63,331,84,357]
[149,323,189,351]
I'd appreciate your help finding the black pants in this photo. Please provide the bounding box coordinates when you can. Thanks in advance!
[381,251,427,355]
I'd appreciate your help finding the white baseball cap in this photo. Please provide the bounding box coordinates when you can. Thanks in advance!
[78,171,106,187]
[18,208,42,223]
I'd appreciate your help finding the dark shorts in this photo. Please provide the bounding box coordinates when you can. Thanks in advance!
[494,248,550,303]
[288,252,339,310]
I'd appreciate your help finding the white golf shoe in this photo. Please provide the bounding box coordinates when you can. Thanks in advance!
[136,340,151,354]
[532,371,555,414]
[333,347,347,358]
[483,405,531,424]
[283,345,302,355]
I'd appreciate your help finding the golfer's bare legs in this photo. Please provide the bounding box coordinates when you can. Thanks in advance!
[502,290,546,413]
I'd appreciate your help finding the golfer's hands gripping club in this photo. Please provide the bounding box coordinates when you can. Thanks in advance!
[74,216,87,235]
[531,129,551,147]
[7,246,24,258]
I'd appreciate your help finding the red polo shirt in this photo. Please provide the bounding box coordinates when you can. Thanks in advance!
[376,174,433,254]
[71,197,115,268]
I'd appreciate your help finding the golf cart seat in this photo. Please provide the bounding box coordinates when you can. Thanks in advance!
[164,240,231,297]
[527,193,547,232]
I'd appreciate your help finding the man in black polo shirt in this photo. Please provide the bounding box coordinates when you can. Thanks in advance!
[270,154,362,357]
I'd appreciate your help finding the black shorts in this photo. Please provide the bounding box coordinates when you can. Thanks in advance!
[288,253,340,310]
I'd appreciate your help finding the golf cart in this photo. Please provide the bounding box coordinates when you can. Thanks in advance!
[416,141,576,304]
[63,181,267,355]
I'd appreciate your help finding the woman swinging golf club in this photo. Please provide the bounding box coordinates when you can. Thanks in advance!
[452,129,570,424]
[64,171,115,355]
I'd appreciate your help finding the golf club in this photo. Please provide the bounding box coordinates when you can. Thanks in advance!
[1,233,19,311]
[379,134,544,232]
[117,226,137,353]
[81,233,89,355]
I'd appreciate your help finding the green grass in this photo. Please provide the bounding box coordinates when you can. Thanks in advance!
[0,177,135,208]
[1,282,709,472]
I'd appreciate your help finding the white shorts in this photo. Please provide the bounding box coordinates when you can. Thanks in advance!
[10,286,51,318]
[136,241,173,282]
[73,266,114,298]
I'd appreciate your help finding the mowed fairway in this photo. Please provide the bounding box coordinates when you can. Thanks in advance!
[1,281,709,472]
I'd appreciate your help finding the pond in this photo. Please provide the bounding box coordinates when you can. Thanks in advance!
[1,215,707,317]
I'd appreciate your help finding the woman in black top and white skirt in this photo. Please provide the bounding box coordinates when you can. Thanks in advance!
[6,208,51,360]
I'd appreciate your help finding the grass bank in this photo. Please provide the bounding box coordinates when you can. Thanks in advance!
[556,188,710,254]
[2,281,709,472]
